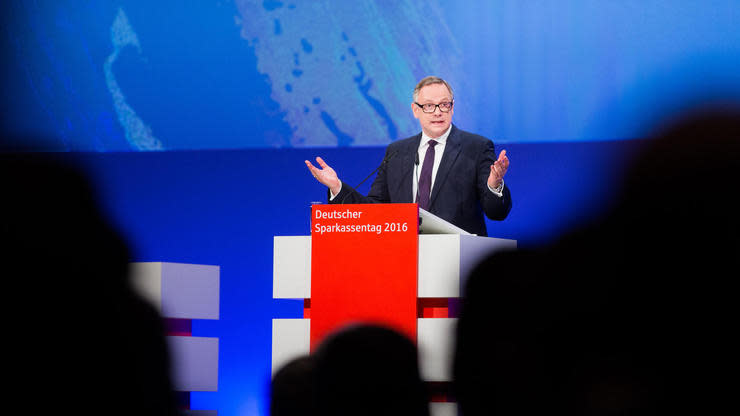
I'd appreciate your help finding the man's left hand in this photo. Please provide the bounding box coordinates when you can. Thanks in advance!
[488,150,509,190]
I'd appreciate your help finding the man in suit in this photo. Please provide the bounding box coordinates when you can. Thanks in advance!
[306,76,511,236]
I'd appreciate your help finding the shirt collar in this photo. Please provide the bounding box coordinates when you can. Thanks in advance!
[421,125,452,147]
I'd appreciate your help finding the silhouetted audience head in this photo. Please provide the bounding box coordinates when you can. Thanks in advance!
[270,355,317,416]
[454,108,740,415]
[2,147,177,415]
[611,107,740,267]
[313,324,429,416]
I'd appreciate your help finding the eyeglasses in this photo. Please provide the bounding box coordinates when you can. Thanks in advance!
[414,101,453,113]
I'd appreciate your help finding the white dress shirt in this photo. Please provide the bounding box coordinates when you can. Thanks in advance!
[412,126,451,202]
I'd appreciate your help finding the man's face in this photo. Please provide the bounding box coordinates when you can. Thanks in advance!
[412,83,454,138]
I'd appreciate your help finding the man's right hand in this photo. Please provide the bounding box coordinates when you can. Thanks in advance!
[305,157,342,196]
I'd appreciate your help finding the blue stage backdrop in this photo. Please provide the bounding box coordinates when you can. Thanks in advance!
[3,1,740,416]
[3,1,739,150]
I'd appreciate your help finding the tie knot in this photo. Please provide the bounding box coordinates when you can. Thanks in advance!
[428,140,438,148]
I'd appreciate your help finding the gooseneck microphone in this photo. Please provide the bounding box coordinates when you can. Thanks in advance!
[414,151,420,203]
[338,150,399,204]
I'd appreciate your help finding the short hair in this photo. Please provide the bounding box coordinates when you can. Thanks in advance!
[413,76,454,102]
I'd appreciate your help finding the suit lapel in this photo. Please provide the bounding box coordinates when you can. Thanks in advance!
[395,134,422,202]
[430,125,461,208]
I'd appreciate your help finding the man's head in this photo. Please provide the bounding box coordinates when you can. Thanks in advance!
[412,76,454,138]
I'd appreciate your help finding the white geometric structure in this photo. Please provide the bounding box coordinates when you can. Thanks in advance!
[272,235,516,377]
[130,262,220,392]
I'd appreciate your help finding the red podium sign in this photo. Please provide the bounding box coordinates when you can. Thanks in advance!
[310,203,419,349]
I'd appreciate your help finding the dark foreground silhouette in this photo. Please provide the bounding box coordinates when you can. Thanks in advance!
[2,150,178,415]
[271,324,430,416]
[454,109,740,415]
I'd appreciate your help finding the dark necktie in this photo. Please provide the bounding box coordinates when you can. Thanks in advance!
[417,140,438,210]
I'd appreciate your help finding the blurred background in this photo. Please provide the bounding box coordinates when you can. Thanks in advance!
[2,1,739,415]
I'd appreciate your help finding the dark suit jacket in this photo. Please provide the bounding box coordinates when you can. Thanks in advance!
[331,125,512,236]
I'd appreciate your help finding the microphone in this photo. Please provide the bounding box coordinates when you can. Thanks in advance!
[414,151,420,203]
[414,150,424,230]
[339,150,399,204]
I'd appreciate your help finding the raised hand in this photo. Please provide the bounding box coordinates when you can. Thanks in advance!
[487,150,509,190]
[305,156,342,195]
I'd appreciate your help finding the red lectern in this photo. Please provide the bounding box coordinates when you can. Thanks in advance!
[310,203,418,348]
